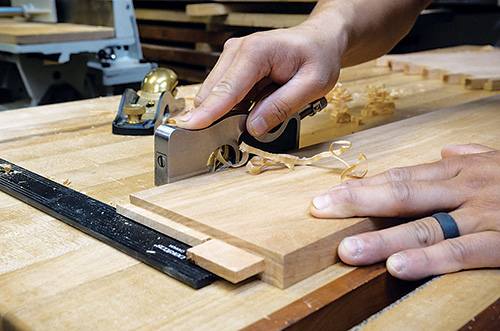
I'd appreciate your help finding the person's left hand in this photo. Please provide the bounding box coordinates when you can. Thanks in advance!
[310,143,500,280]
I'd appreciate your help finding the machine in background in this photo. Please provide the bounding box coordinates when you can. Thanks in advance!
[0,0,155,110]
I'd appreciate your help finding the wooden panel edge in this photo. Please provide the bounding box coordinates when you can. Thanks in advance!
[281,217,407,288]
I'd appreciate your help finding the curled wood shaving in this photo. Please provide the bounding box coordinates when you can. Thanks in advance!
[238,141,367,181]
[208,145,249,171]
[0,163,12,173]
[361,84,395,116]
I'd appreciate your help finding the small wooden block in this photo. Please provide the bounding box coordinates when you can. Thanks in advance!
[464,77,488,90]
[390,60,407,71]
[423,68,446,80]
[442,72,464,84]
[404,63,425,75]
[484,78,500,91]
[187,239,264,284]
[116,203,210,246]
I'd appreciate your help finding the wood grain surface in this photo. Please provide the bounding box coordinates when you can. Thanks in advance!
[1,50,499,329]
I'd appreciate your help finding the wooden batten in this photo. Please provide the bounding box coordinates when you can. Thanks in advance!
[187,239,265,284]
[116,203,211,246]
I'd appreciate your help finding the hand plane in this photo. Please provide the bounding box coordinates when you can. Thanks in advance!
[154,96,328,185]
[112,68,185,135]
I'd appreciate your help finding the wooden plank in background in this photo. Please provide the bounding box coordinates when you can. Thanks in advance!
[138,24,233,46]
[186,3,230,16]
[141,43,220,68]
[135,8,308,29]
[0,19,114,45]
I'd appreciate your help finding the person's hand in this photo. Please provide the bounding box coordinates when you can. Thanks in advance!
[174,23,346,136]
[310,143,500,280]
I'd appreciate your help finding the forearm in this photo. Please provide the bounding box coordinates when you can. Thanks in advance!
[304,0,433,67]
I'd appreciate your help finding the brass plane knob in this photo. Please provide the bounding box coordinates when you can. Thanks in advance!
[124,104,146,124]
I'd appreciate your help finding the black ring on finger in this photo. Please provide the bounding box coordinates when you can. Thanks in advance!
[432,212,460,239]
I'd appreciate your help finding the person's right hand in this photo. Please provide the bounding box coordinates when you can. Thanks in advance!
[174,22,346,136]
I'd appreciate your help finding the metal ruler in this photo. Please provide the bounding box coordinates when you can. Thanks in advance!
[0,158,217,289]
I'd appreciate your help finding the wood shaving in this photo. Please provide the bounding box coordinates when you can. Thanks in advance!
[361,84,395,116]
[62,179,71,186]
[325,84,357,123]
[326,83,353,106]
[0,163,12,173]
[238,141,367,181]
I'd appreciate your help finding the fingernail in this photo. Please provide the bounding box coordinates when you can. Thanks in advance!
[330,184,346,191]
[250,116,268,136]
[177,112,192,122]
[341,237,363,258]
[312,194,331,210]
[387,253,405,274]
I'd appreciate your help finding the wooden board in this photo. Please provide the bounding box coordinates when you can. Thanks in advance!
[0,18,114,45]
[122,94,500,288]
[135,8,308,29]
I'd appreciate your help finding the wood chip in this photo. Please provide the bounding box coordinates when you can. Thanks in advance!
[0,163,12,173]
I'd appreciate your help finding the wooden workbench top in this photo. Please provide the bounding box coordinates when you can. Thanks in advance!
[1,53,499,330]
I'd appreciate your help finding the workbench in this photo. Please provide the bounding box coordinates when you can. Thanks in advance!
[1,51,500,330]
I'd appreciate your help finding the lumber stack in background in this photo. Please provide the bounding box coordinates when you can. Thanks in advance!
[133,1,316,83]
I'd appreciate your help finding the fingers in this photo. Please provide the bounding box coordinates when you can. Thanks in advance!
[177,37,272,130]
[193,38,245,108]
[245,70,330,136]
[386,232,500,280]
[177,28,341,135]
[334,158,461,191]
[310,179,462,218]
[338,210,500,280]
[441,143,495,158]
[338,216,445,266]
